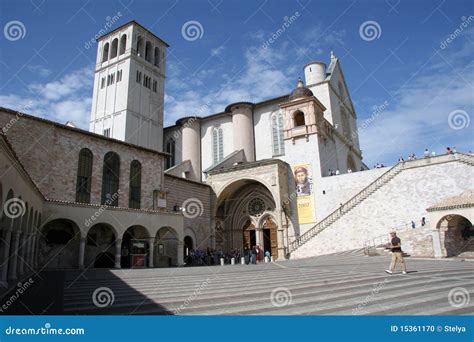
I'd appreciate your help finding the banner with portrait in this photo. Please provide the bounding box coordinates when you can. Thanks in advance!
[293,163,315,224]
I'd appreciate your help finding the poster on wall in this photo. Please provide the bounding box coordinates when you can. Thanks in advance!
[293,164,316,224]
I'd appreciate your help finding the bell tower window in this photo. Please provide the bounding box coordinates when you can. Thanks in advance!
[294,110,305,127]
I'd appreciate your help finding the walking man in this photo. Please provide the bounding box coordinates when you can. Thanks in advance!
[385,231,407,274]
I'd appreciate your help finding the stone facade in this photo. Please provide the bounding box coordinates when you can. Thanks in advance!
[0,109,165,209]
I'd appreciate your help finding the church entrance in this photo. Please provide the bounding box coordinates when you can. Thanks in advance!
[242,220,256,249]
[261,217,278,258]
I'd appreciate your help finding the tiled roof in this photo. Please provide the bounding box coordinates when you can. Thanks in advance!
[427,190,474,211]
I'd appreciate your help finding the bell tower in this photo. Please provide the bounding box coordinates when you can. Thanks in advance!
[89,21,168,151]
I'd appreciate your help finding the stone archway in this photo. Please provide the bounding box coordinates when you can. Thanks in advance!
[215,179,280,258]
[39,219,81,269]
[121,225,150,268]
[155,227,179,267]
[437,215,474,257]
[86,223,117,268]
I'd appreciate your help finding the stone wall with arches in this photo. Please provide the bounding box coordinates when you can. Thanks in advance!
[0,135,44,288]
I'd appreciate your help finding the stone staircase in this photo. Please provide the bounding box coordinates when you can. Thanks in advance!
[59,254,474,315]
[289,162,404,253]
[289,153,474,255]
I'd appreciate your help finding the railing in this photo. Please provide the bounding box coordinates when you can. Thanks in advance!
[362,219,430,255]
[289,152,473,254]
[289,162,405,252]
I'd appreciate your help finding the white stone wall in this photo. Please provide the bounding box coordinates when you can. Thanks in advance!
[315,167,387,219]
[291,158,473,259]
[200,115,233,176]
[253,104,279,160]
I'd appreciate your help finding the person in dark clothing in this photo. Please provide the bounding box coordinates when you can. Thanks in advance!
[385,232,407,274]
[244,246,250,264]
[251,246,257,264]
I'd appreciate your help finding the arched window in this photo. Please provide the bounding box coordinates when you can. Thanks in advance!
[165,139,175,169]
[76,148,93,203]
[136,36,144,57]
[145,41,152,62]
[102,43,109,62]
[154,47,160,67]
[293,110,305,127]
[129,160,141,209]
[110,38,118,59]
[212,127,224,164]
[101,152,120,206]
[119,34,127,55]
[271,112,285,156]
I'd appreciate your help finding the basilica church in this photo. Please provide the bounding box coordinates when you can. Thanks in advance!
[0,21,472,288]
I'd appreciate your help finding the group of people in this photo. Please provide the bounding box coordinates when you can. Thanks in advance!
[398,146,457,163]
[410,217,426,228]
[243,245,271,264]
[184,246,272,266]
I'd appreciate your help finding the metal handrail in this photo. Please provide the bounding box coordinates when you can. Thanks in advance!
[290,162,405,252]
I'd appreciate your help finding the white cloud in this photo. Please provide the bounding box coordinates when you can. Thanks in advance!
[27,65,52,78]
[29,66,93,101]
[0,65,94,129]
[358,42,474,165]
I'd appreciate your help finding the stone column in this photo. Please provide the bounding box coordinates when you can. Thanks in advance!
[32,235,40,268]
[7,232,20,281]
[255,228,262,246]
[0,230,12,287]
[78,237,86,269]
[277,228,285,260]
[177,241,184,266]
[148,237,154,268]
[17,234,26,275]
[114,238,122,269]
[26,234,36,270]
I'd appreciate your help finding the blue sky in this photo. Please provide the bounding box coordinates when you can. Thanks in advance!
[0,0,472,166]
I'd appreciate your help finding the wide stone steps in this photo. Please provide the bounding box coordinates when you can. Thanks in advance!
[61,254,474,315]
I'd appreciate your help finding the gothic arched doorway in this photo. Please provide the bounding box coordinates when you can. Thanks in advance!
[215,179,280,259]
[261,216,278,258]
[242,220,256,250]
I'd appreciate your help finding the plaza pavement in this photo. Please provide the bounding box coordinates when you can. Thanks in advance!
[2,250,473,315]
